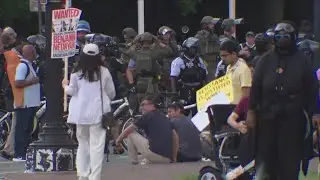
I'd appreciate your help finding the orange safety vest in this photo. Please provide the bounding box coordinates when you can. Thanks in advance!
[3,50,24,108]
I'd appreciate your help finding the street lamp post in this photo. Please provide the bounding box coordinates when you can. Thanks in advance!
[25,0,77,172]
[137,0,145,34]
[229,0,236,36]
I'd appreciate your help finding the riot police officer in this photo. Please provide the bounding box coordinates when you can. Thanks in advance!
[120,27,137,64]
[215,19,239,79]
[219,18,239,44]
[125,32,171,106]
[157,26,180,92]
[248,21,320,180]
[170,37,207,116]
[195,16,220,81]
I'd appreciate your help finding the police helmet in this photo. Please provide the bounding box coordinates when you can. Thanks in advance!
[140,32,154,42]
[158,26,172,36]
[254,33,270,54]
[26,34,46,51]
[122,27,137,38]
[182,37,200,58]
[201,16,214,25]
[266,28,275,38]
[297,39,320,56]
[221,19,236,32]
[77,20,91,33]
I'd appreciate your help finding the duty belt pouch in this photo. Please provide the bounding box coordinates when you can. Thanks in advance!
[136,77,154,94]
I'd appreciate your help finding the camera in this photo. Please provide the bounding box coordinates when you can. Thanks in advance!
[84,33,121,58]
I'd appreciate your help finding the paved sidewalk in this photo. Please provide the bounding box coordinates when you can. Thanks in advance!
[3,162,211,180]
[2,158,319,180]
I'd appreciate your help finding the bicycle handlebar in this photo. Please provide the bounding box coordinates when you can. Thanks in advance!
[111,97,127,105]
[183,103,196,110]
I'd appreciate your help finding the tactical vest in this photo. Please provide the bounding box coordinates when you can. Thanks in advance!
[179,57,205,85]
[135,48,159,77]
[197,30,219,55]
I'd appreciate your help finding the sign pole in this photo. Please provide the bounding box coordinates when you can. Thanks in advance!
[26,0,77,173]
[63,0,71,112]
[38,0,43,34]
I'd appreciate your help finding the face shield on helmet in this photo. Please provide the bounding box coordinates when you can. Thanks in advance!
[182,37,200,59]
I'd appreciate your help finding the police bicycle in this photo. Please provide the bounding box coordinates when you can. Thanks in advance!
[0,99,46,150]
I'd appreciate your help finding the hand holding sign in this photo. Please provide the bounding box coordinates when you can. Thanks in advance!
[196,74,234,111]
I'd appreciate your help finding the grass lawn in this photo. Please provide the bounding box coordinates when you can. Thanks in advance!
[178,171,318,180]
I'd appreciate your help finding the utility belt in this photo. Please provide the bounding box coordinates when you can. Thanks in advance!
[137,69,158,78]
[179,82,202,104]
[136,73,159,94]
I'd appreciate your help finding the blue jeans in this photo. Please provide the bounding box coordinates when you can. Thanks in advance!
[14,107,37,158]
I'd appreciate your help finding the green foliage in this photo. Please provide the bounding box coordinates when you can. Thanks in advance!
[177,0,203,16]
[0,0,32,26]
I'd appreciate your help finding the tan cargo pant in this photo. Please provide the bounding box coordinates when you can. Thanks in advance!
[2,112,16,156]
[127,132,171,164]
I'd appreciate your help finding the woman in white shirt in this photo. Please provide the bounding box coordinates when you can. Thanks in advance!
[62,43,115,180]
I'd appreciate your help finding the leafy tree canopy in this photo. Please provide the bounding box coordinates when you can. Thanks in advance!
[0,0,32,26]
[177,0,203,16]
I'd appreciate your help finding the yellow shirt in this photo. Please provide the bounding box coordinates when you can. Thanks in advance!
[226,58,252,104]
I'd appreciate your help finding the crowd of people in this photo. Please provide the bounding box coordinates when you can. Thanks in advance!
[0,15,320,180]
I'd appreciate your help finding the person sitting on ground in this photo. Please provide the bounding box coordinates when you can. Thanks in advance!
[167,102,202,162]
[116,95,179,164]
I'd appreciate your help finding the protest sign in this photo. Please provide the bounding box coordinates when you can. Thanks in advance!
[196,74,233,111]
[51,8,82,58]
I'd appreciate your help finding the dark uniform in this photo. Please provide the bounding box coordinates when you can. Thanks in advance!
[126,32,172,106]
[249,22,319,180]
[215,19,241,79]
[157,26,180,92]
[195,16,220,81]
[171,37,207,116]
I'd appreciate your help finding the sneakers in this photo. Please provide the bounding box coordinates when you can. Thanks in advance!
[12,157,26,162]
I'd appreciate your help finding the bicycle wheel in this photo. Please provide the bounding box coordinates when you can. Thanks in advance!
[120,115,142,150]
[0,112,11,150]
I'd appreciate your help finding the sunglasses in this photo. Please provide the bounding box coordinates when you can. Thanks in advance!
[274,34,291,40]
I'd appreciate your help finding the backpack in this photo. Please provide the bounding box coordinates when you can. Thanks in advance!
[135,48,159,76]
[3,50,32,108]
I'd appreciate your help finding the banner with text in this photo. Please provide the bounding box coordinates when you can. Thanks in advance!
[51,8,82,58]
[196,74,234,111]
